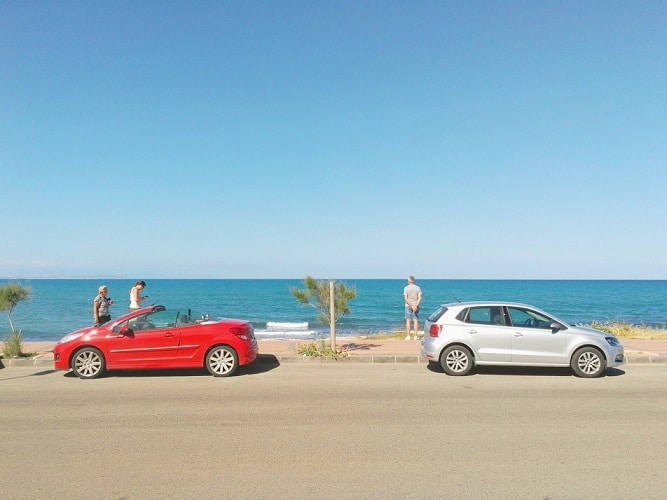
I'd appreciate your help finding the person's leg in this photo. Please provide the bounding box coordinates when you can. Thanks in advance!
[405,318,411,340]
[413,318,419,339]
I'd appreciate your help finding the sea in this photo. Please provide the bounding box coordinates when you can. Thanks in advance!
[1,279,666,342]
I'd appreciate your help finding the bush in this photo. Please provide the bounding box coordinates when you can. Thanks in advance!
[2,329,24,358]
[295,340,349,359]
[589,321,667,339]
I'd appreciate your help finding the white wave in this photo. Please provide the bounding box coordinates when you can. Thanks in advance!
[255,329,318,338]
[266,321,309,330]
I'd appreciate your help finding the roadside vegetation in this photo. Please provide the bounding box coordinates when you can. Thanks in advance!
[588,321,667,340]
[295,340,349,359]
[291,276,357,348]
[0,282,32,359]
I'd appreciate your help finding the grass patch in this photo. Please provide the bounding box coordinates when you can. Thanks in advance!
[2,329,25,358]
[295,340,349,359]
[358,331,416,340]
[1,329,38,359]
[589,322,667,340]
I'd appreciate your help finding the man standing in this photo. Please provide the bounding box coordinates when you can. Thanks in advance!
[404,276,422,340]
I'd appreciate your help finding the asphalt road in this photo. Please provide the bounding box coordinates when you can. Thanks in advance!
[2,362,666,499]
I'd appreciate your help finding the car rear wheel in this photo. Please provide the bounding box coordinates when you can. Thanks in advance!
[72,347,106,379]
[205,345,239,377]
[571,347,606,378]
[440,345,474,376]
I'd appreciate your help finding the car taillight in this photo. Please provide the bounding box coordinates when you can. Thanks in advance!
[230,325,251,340]
[429,324,442,337]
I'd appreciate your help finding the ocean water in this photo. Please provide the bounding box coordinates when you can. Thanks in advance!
[1,279,666,342]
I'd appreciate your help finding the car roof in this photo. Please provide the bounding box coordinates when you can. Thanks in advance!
[439,301,538,309]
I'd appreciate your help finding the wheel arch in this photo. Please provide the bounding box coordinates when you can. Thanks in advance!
[203,343,237,368]
[569,343,607,363]
[439,342,476,363]
[68,344,105,369]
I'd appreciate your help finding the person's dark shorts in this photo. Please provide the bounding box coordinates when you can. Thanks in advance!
[98,314,111,325]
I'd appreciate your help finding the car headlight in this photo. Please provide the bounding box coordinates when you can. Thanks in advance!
[605,336,621,347]
[59,332,85,344]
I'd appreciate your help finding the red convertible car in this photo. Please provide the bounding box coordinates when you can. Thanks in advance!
[53,305,258,379]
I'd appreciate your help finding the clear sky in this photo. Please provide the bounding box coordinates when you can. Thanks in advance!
[2,1,665,279]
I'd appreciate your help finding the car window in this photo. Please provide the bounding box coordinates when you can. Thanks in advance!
[125,310,178,331]
[507,307,552,329]
[459,307,505,325]
[427,307,448,323]
[146,309,179,328]
[176,310,201,326]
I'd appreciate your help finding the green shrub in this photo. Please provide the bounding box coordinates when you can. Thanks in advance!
[2,329,24,358]
[295,340,349,359]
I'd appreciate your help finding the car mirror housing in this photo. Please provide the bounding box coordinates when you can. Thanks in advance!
[118,325,134,337]
[550,322,564,332]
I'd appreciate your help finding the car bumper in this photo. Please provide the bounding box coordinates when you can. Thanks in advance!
[53,345,70,370]
[241,342,259,365]
[420,338,440,362]
[609,346,625,367]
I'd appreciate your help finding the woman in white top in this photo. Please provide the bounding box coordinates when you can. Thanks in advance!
[129,280,147,311]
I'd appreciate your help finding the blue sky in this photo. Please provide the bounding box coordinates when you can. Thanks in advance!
[2,1,666,279]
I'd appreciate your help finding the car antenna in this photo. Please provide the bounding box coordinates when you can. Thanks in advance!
[452,294,462,303]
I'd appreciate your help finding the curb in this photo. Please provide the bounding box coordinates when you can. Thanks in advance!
[1,351,663,368]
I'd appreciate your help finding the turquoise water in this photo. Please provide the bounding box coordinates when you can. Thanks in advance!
[1,279,666,341]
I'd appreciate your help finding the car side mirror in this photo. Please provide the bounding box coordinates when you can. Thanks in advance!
[118,324,134,337]
[550,322,563,332]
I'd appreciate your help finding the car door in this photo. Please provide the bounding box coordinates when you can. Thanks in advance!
[460,306,512,362]
[106,309,181,368]
[507,307,567,364]
[171,310,207,364]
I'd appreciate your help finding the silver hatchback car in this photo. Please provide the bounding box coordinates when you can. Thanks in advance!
[421,301,624,378]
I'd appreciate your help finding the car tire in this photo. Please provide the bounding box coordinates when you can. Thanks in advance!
[440,345,474,376]
[72,347,106,379]
[205,345,239,377]
[570,346,606,378]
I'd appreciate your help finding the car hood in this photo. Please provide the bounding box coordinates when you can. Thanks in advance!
[57,324,103,343]
[568,325,614,339]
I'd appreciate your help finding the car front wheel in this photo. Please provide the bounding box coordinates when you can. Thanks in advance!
[72,347,106,379]
[440,345,474,376]
[571,347,606,378]
[205,345,239,377]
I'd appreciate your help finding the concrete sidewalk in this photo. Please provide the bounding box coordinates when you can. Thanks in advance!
[2,338,666,368]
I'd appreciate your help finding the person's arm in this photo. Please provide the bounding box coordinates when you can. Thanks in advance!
[93,299,100,324]
[405,290,417,311]
[416,290,422,308]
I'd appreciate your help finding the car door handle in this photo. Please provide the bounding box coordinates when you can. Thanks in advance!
[468,329,477,334]
[513,332,523,337]
[164,332,175,338]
